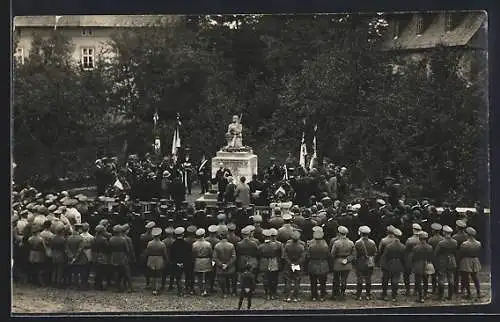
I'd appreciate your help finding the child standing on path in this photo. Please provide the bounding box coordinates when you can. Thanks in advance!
[238,263,256,310]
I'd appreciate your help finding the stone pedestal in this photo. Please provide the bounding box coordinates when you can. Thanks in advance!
[211,149,258,183]
[196,147,258,207]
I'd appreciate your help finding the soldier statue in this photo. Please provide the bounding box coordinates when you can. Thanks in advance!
[225,115,243,149]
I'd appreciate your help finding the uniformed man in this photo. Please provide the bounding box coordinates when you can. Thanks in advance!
[331,226,355,300]
[354,226,377,300]
[140,221,156,289]
[161,227,176,291]
[301,209,317,242]
[306,228,330,301]
[458,227,483,300]
[213,226,237,298]
[277,213,295,243]
[79,222,95,289]
[379,228,406,302]
[121,223,136,291]
[252,215,265,243]
[412,231,434,303]
[434,225,458,300]
[236,227,260,282]
[27,225,47,286]
[197,153,211,194]
[259,228,282,300]
[92,225,110,290]
[192,228,213,296]
[428,223,444,295]
[109,225,134,292]
[49,224,67,287]
[453,219,468,295]
[66,224,86,288]
[39,220,55,285]
[182,152,194,195]
[170,227,192,296]
[184,225,197,294]
[226,223,241,246]
[404,223,422,296]
[145,227,168,295]
[283,230,305,302]
[247,225,260,246]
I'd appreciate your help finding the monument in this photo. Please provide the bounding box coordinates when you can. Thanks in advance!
[196,115,258,207]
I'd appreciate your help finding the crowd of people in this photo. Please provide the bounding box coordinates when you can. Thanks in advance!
[12,159,486,308]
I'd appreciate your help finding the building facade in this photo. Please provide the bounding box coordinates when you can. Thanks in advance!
[13,15,181,69]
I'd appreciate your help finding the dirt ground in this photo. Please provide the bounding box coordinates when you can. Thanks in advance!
[12,281,491,314]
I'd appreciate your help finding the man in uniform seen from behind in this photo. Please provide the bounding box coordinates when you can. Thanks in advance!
[259,228,282,300]
[434,225,458,301]
[380,228,406,302]
[331,226,355,301]
[213,226,237,298]
[306,228,330,301]
[354,226,377,300]
[283,230,305,302]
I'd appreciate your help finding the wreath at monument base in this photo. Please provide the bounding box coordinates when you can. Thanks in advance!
[221,146,252,153]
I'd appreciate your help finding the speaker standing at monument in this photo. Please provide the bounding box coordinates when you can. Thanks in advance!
[197,153,211,194]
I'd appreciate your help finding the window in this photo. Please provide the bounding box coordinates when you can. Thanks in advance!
[416,14,424,35]
[81,47,95,70]
[393,20,400,39]
[82,28,92,36]
[14,47,24,65]
[445,13,453,31]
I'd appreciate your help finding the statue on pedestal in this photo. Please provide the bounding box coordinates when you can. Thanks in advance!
[224,114,249,151]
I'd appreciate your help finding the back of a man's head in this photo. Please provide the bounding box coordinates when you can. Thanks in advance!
[240,176,246,183]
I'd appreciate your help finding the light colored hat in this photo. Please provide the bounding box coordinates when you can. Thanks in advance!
[247,225,255,232]
[282,213,292,221]
[312,226,323,232]
[112,225,122,233]
[218,225,228,234]
[431,223,443,231]
[442,225,453,233]
[456,220,467,228]
[95,225,105,233]
[313,230,324,239]
[376,199,386,205]
[196,228,206,237]
[358,226,371,234]
[174,227,185,235]
[187,225,197,233]
[241,227,250,235]
[262,229,272,237]
[165,227,175,234]
[338,226,348,234]
[253,215,263,223]
[352,204,362,211]
[270,228,278,236]
[48,205,57,212]
[393,228,403,237]
[217,213,226,221]
[227,223,236,231]
[152,227,162,237]
[291,230,301,240]
[208,225,218,233]
[145,221,156,229]
[465,227,476,236]
[412,223,422,230]
[419,231,429,239]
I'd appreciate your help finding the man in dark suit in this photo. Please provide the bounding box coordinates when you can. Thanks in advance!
[197,153,211,194]
[215,163,232,202]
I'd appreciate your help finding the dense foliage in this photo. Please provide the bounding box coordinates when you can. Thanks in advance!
[12,14,488,204]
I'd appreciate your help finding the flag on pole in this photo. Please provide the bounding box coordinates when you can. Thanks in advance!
[299,121,308,169]
[283,165,288,180]
[171,113,181,159]
[309,124,318,171]
[54,16,63,30]
[113,179,124,190]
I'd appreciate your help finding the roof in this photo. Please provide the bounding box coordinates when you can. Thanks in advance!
[380,11,486,51]
[14,15,181,28]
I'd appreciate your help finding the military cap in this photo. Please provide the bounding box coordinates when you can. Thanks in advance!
[376,199,386,205]
[262,229,272,237]
[152,227,162,237]
[48,205,57,212]
[247,225,255,232]
[312,226,323,232]
[393,228,403,237]
[465,227,476,236]
[53,209,62,215]
[174,227,185,235]
[207,225,218,233]
[227,223,237,231]
[419,231,429,239]
[145,221,156,229]
[98,196,107,202]
[252,215,263,223]
[112,225,122,233]
[291,230,301,240]
[122,223,130,231]
[241,227,250,235]
[456,220,467,228]
[282,213,292,221]
[338,226,348,234]
[98,219,109,226]
[217,213,226,221]
[196,228,206,237]
[44,199,53,205]
[384,176,395,181]
[12,201,20,208]
[270,228,278,236]
[26,203,35,210]
[185,225,196,233]
[77,195,88,202]
[218,225,228,234]
[160,205,169,210]
[95,225,105,233]
[412,223,422,230]
[164,227,175,234]
[313,230,324,239]
[442,225,453,233]
[431,223,443,231]
[358,226,371,234]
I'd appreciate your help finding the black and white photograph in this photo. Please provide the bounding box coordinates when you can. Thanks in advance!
[11,12,491,313]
